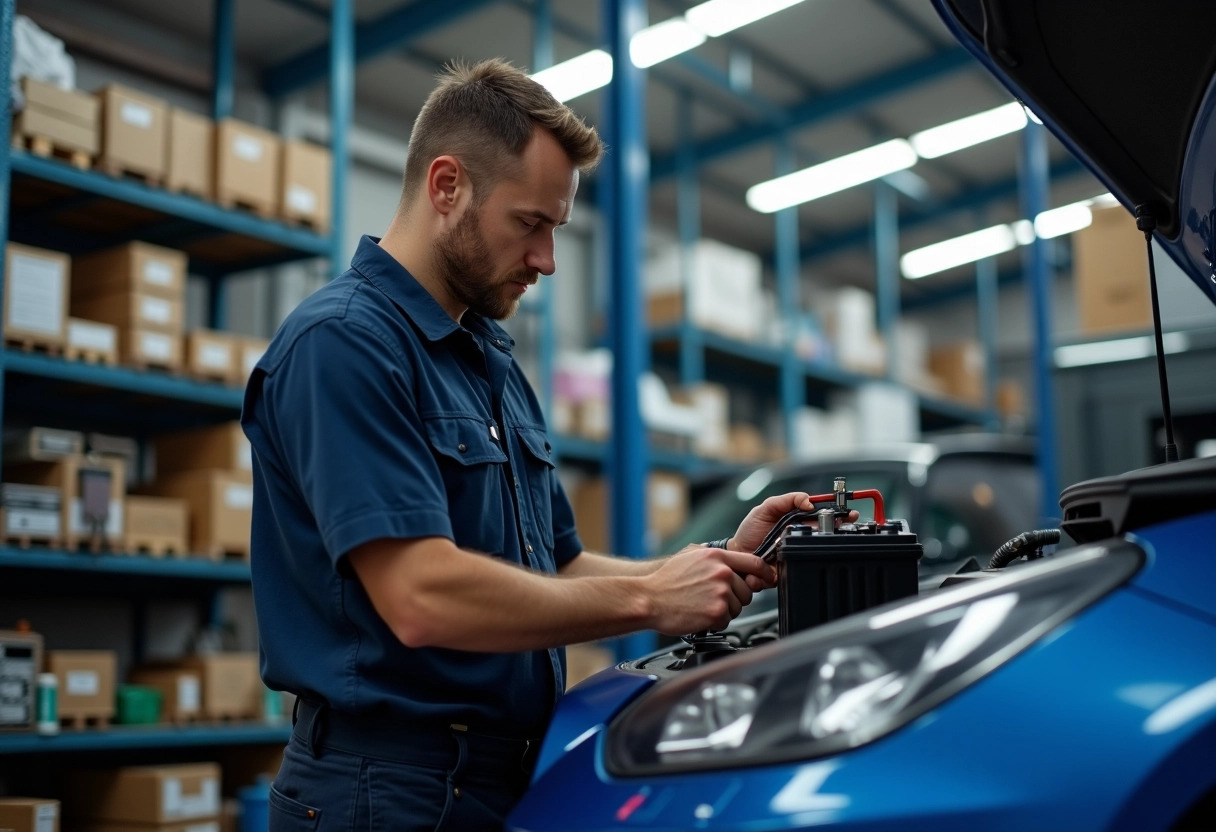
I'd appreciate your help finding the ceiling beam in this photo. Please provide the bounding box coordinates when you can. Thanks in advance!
[263,0,500,98]
[650,47,973,181]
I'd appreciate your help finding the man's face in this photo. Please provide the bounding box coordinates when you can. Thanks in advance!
[435,128,579,321]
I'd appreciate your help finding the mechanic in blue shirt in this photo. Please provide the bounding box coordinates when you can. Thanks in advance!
[243,59,827,832]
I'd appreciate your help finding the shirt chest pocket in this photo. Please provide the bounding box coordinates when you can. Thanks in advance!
[422,415,509,555]
[513,426,556,553]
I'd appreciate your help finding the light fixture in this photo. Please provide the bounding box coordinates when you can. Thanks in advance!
[900,224,1019,279]
[909,102,1028,159]
[1035,203,1093,239]
[1054,333,1187,369]
[686,0,807,38]
[631,18,706,68]
[531,50,613,103]
[746,139,918,213]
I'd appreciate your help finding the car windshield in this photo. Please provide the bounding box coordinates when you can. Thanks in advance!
[667,466,911,552]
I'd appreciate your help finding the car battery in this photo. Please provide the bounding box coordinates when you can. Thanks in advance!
[776,520,922,637]
[0,629,43,731]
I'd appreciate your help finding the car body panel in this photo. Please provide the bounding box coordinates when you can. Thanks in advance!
[1128,509,1216,623]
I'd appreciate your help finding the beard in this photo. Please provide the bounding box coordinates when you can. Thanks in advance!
[434,206,535,321]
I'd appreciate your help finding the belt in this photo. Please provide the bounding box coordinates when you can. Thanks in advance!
[292,699,541,776]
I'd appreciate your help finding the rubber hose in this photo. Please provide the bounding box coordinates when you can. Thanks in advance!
[989,529,1062,569]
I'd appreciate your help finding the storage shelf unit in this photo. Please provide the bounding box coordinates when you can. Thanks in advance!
[0,724,291,754]
[0,547,252,583]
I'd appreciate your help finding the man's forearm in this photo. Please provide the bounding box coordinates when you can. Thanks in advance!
[558,550,669,579]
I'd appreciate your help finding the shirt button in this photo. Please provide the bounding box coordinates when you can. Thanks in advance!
[457,443,467,453]
[526,544,534,553]
[453,787,462,799]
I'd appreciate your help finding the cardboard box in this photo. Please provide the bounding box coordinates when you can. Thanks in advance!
[118,328,182,371]
[71,292,184,334]
[96,84,167,180]
[566,643,614,690]
[214,119,280,214]
[238,337,269,382]
[144,469,252,559]
[1,483,61,543]
[671,383,729,458]
[66,763,221,825]
[929,341,985,404]
[645,239,763,341]
[166,108,212,198]
[154,422,251,478]
[15,76,98,155]
[78,822,220,832]
[71,242,187,299]
[0,798,59,832]
[727,424,768,463]
[66,318,119,365]
[4,456,125,550]
[47,650,116,723]
[183,331,239,383]
[0,630,43,731]
[4,243,69,349]
[175,654,260,720]
[1073,206,1153,334]
[571,472,688,552]
[127,666,201,722]
[279,140,331,233]
[124,496,189,557]
[3,427,84,463]
[86,433,140,486]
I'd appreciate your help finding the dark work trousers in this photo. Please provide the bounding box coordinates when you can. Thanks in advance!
[270,699,540,831]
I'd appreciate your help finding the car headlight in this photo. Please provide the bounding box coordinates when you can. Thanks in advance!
[608,541,1142,776]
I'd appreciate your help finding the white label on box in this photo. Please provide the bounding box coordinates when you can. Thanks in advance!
[141,296,173,325]
[286,184,317,214]
[237,440,253,471]
[200,342,232,369]
[4,507,59,536]
[66,669,100,696]
[143,258,175,287]
[68,319,117,352]
[35,804,57,832]
[69,497,124,536]
[121,100,153,129]
[178,674,201,712]
[140,332,174,362]
[7,253,64,336]
[233,134,263,162]
[651,480,681,510]
[225,484,254,510]
[242,346,265,377]
[163,776,220,819]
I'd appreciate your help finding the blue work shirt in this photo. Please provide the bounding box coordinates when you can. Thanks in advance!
[241,235,584,739]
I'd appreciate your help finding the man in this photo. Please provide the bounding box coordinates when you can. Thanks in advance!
[243,59,830,831]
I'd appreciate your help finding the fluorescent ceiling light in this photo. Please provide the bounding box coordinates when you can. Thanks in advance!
[901,224,1019,279]
[747,139,917,213]
[686,0,806,37]
[1055,333,1187,368]
[909,102,1028,159]
[1035,203,1092,239]
[631,18,706,68]
[532,50,613,102]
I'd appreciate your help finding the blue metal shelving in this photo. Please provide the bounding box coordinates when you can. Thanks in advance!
[0,723,290,754]
[0,547,252,582]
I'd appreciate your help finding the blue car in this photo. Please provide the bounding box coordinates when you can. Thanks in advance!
[508,2,1216,830]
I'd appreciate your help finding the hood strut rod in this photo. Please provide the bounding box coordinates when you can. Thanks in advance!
[1135,204,1179,463]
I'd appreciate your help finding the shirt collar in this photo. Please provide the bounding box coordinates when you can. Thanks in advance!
[350,235,516,352]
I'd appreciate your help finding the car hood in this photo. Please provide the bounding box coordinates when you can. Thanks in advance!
[932,0,1216,306]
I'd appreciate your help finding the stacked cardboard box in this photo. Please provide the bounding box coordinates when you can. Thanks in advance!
[47,650,117,729]
[146,422,253,560]
[280,139,332,233]
[66,763,221,832]
[70,242,187,372]
[0,798,59,832]
[95,84,167,185]
[166,108,212,199]
[929,341,986,404]
[215,119,281,218]
[645,239,764,341]
[4,455,125,552]
[3,243,70,354]
[570,472,689,554]
[13,77,98,168]
[1073,206,1153,334]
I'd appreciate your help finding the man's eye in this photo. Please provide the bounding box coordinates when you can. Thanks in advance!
[521,219,538,230]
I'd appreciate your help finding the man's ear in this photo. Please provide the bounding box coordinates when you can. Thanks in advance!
[427,155,468,217]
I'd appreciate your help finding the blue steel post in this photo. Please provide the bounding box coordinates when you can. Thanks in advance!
[976,256,999,421]
[775,138,803,450]
[873,180,900,382]
[601,0,651,660]
[676,93,704,385]
[209,0,235,329]
[211,0,235,121]
[534,0,556,419]
[0,0,12,472]
[1019,121,1059,523]
[330,0,353,269]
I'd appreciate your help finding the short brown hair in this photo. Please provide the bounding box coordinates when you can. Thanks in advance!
[401,58,603,206]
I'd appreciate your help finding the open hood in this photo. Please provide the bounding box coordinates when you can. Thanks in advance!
[933,0,1216,307]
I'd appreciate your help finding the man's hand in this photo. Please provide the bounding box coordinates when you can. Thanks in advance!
[727,493,860,591]
[644,544,775,635]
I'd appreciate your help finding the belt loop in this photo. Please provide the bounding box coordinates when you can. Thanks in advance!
[291,696,301,726]
[298,701,325,759]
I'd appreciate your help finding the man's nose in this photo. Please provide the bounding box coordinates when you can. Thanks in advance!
[525,233,556,276]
